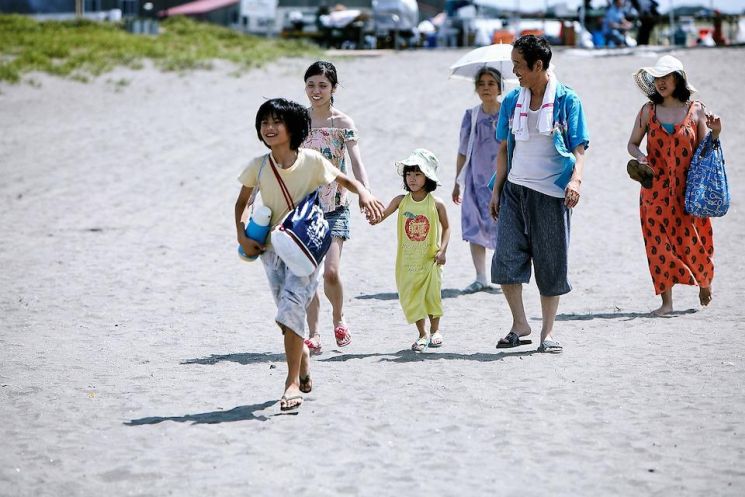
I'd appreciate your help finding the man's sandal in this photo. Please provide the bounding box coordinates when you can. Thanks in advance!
[537,339,563,354]
[496,331,532,349]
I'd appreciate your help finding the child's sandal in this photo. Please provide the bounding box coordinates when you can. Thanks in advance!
[334,324,351,347]
[411,336,429,352]
[304,336,322,356]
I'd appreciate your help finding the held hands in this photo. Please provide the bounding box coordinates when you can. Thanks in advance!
[434,249,447,265]
[564,178,582,208]
[359,191,385,225]
[452,184,462,205]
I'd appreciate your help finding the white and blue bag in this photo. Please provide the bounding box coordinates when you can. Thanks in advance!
[268,156,332,277]
[684,132,730,218]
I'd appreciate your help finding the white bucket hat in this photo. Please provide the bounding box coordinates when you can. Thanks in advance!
[395,148,441,185]
[633,55,697,98]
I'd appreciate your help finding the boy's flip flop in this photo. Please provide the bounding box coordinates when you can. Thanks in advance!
[299,375,312,394]
[279,395,303,412]
[627,159,654,189]
[496,331,532,349]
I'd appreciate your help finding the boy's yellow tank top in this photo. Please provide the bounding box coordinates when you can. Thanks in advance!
[395,193,443,323]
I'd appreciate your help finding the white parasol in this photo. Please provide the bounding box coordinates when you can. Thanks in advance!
[448,43,516,86]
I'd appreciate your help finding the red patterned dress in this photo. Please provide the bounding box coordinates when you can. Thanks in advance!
[641,103,714,295]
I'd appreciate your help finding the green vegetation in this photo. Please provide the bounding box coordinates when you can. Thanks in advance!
[0,14,320,83]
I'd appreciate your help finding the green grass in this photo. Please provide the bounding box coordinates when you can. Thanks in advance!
[0,14,320,83]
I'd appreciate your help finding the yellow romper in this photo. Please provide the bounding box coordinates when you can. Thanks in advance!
[395,193,443,323]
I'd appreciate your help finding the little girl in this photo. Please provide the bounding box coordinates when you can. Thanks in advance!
[234,98,382,411]
[372,149,450,352]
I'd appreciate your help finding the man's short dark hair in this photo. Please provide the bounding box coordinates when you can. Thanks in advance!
[255,98,310,150]
[513,35,552,71]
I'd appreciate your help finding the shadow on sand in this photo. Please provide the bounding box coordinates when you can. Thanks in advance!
[551,308,697,322]
[181,352,285,365]
[356,286,501,301]
[124,400,277,425]
[181,347,537,368]
[318,348,537,363]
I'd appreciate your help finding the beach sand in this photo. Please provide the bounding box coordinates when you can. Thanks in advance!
[1,47,744,496]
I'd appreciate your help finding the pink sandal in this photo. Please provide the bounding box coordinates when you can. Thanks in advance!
[304,336,322,356]
[334,324,351,347]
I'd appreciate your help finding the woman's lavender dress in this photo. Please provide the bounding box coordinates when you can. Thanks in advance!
[458,106,499,249]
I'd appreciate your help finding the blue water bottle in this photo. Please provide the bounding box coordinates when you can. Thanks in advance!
[238,205,272,261]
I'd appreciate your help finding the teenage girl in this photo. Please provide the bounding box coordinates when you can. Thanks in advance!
[302,61,372,354]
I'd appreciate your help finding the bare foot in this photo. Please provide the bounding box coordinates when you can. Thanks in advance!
[699,287,712,306]
[651,304,673,317]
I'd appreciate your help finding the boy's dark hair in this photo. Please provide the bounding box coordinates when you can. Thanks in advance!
[513,35,552,71]
[255,98,310,150]
[474,66,502,90]
[304,61,339,104]
[649,72,691,104]
[402,165,437,193]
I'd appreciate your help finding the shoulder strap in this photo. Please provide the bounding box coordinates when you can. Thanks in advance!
[464,104,480,165]
[268,154,295,210]
[638,102,652,130]
[245,156,268,218]
[248,156,267,203]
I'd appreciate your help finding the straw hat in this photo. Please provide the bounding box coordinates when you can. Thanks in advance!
[395,148,441,185]
[633,55,697,98]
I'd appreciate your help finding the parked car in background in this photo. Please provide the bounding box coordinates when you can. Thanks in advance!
[254,0,419,48]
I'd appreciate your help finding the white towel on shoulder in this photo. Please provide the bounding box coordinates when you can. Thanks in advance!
[512,73,558,141]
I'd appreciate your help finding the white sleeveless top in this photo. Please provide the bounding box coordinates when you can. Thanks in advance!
[509,107,566,198]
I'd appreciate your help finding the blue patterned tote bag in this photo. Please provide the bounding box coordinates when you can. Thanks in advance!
[684,132,729,218]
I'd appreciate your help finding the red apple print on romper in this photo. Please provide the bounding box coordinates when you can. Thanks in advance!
[404,211,430,241]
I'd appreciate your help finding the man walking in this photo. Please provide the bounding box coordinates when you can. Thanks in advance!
[489,35,589,353]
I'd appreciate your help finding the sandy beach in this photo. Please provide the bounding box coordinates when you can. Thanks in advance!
[1,47,744,496]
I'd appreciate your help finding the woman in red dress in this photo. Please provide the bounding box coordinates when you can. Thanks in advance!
[627,55,722,316]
